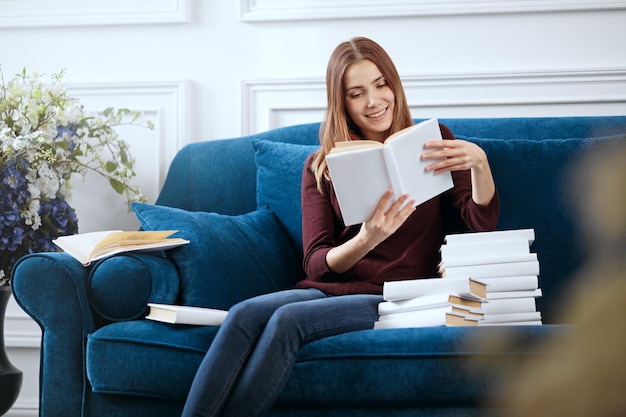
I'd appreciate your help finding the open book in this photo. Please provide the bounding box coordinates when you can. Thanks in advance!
[52,230,189,266]
[325,118,454,226]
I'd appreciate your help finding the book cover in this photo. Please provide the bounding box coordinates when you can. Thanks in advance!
[145,303,228,326]
[440,239,531,263]
[485,289,543,300]
[439,252,537,269]
[444,228,535,245]
[440,260,540,279]
[325,118,454,226]
[480,275,539,293]
[381,305,483,321]
[373,306,471,329]
[481,297,537,314]
[382,277,487,302]
[378,293,483,315]
[53,230,189,266]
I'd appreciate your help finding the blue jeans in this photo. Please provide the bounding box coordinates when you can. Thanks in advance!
[181,288,382,417]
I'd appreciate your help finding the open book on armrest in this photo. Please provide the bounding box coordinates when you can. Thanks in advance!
[53,230,189,266]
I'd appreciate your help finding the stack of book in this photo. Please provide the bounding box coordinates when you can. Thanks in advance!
[374,228,543,329]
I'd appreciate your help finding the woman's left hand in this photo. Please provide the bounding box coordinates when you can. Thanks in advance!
[422,138,496,206]
[421,139,488,175]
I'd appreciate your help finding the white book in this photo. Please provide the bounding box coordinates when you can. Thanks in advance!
[447,312,542,327]
[383,277,487,302]
[485,289,542,300]
[378,293,482,315]
[480,275,539,292]
[325,118,453,226]
[481,297,537,314]
[481,311,542,323]
[373,307,463,329]
[444,228,535,245]
[476,321,543,326]
[378,306,480,322]
[146,303,228,326]
[441,260,540,279]
[440,239,531,262]
[439,253,537,269]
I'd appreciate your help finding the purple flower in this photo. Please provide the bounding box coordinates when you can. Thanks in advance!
[28,195,79,254]
[56,125,79,152]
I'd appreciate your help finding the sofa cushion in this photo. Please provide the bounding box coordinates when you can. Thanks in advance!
[253,139,319,257]
[458,133,626,322]
[131,203,304,310]
[87,319,568,405]
[87,320,218,400]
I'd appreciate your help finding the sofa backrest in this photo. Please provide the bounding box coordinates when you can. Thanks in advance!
[157,116,626,215]
[156,116,626,323]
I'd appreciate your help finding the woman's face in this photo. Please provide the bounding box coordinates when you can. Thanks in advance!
[343,59,395,142]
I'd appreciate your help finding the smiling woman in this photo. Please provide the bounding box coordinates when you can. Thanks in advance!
[180,37,499,417]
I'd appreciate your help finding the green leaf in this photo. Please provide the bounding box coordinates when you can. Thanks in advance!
[105,161,117,172]
[120,148,129,165]
[109,178,125,194]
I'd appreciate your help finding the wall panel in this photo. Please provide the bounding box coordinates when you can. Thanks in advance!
[241,0,626,21]
[0,0,190,27]
[243,68,626,134]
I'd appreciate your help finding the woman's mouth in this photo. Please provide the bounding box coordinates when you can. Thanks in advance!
[366,107,387,119]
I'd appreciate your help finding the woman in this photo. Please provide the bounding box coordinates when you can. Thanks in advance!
[181,37,499,417]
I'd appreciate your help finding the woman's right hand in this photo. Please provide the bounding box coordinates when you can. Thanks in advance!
[359,190,416,250]
[325,190,415,274]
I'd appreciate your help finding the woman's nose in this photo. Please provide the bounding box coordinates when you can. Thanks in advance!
[367,92,378,107]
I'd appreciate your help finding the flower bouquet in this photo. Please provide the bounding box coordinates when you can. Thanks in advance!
[1,67,152,285]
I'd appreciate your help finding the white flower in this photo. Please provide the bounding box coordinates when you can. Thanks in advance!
[1,66,153,285]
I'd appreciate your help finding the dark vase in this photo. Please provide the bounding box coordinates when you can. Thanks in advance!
[0,286,22,416]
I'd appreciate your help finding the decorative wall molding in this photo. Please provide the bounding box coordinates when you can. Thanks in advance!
[0,0,190,28]
[242,68,626,135]
[241,0,626,21]
[64,80,190,233]
[67,80,190,188]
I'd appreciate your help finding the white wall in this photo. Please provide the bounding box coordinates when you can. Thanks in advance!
[2,1,626,415]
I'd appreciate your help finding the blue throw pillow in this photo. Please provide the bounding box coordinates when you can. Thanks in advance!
[131,203,305,310]
[253,139,319,257]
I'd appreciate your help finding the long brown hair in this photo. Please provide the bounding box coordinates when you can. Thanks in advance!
[311,37,413,192]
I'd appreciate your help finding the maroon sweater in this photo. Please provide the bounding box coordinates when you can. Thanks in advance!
[295,124,500,295]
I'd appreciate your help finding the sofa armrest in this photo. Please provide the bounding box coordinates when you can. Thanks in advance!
[10,252,97,417]
[87,253,180,322]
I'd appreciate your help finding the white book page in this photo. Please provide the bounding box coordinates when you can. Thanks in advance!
[53,230,121,264]
[385,118,453,206]
[326,147,392,226]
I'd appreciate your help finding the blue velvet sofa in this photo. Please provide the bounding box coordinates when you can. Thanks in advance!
[11,116,626,417]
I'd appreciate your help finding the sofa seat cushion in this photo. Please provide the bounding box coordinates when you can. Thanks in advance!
[87,321,567,406]
[87,321,219,400]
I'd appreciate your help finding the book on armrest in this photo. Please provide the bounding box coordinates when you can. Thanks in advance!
[52,230,189,266]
